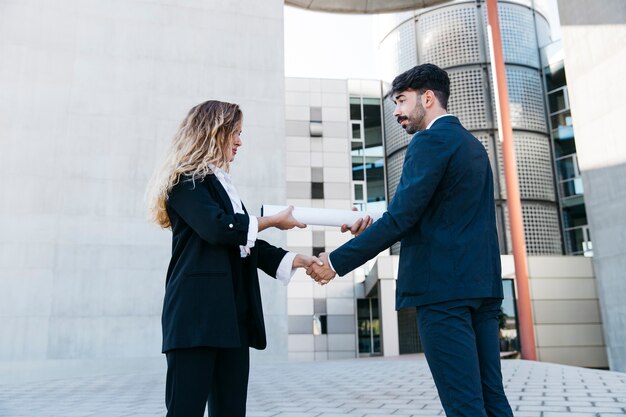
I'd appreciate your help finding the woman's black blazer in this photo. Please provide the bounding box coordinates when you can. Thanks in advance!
[161,174,287,353]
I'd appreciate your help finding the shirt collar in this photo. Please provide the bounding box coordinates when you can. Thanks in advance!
[208,163,230,181]
[426,114,454,130]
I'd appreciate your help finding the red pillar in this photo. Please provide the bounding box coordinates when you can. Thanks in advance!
[486,0,537,361]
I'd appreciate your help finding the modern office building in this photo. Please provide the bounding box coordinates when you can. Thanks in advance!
[284,73,606,367]
[284,78,388,360]
[542,41,591,256]
[283,0,609,367]
[554,0,626,372]
[1,0,622,371]
[286,0,625,372]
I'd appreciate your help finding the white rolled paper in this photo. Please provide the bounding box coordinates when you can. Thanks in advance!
[261,205,383,227]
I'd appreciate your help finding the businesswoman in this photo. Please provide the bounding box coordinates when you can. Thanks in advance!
[147,100,319,417]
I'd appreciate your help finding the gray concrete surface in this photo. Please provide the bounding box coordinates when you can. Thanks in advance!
[557,0,626,372]
[1,355,626,416]
[0,0,289,363]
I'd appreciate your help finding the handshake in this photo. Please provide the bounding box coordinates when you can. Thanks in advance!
[291,213,373,286]
[293,253,336,286]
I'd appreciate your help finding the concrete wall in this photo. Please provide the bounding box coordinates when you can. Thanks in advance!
[0,0,288,362]
[502,255,607,368]
[557,0,626,371]
[372,255,607,368]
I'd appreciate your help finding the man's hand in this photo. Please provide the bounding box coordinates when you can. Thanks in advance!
[340,207,372,236]
[292,254,323,269]
[306,252,336,285]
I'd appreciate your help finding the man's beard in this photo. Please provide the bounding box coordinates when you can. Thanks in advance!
[397,102,426,134]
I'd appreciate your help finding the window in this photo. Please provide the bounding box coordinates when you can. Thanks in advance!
[357,299,380,355]
[311,182,324,199]
[349,95,386,211]
[350,97,362,120]
[543,59,590,257]
[313,314,327,336]
[312,246,325,257]
[500,279,520,353]
[310,106,322,122]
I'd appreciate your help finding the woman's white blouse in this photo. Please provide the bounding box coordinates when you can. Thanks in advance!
[209,165,297,285]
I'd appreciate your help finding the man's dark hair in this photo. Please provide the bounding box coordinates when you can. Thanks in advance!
[388,64,450,110]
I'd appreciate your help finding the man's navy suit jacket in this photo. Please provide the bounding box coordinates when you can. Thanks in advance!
[330,116,503,309]
[161,174,287,353]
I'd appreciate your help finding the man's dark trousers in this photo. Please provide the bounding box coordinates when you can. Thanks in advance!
[416,298,514,417]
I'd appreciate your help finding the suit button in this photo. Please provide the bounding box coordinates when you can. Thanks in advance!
[229,224,233,228]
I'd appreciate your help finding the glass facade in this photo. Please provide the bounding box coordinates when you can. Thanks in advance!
[500,279,520,353]
[357,298,381,355]
[544,56,592,256]
[350,96,386,212]
[351,86,389,356]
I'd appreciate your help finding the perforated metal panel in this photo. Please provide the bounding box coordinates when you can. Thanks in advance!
[378,0,561,258]
[519,133,556,202]
[398,20,418,74]
[383,97,412,156]
[504,0,533,7]
[473,131,501,198]
[447,68,491,130]
[495,203,509,254]
[473,132,492,160]
[387,149,406,256]
[379,20,417,83]
[495,132,555,202]
[482,2,539,68]
[489,67,547,132]
[379,32,401,84]
[503,203,563,255]
[386,151,406,202]
[534,11,552,48]
[417,4,481,68]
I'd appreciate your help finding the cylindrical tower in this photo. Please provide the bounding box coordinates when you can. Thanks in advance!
[379,0,561,256]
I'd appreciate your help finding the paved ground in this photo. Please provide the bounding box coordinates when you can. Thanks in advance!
[0,355,625,416]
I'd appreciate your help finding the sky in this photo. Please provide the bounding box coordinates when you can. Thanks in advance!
[283,6,378,80]
[283,1,562,80]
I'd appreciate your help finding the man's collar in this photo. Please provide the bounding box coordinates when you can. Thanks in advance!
[426,114,455,130]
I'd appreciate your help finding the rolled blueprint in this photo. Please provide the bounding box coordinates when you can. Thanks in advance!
[261,205,383,227]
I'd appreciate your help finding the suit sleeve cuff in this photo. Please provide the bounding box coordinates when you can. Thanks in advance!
[327,251,337,273]
[245,215,258,249]
[275,252,298,286]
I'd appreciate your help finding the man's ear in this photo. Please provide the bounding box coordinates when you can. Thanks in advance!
[423,90,435,108]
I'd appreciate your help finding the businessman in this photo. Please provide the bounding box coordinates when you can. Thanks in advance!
[308,64,513,417]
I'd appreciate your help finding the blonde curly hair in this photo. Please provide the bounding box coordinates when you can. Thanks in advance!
[146,100,242,228]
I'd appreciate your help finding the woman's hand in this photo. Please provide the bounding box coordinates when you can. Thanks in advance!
[292,254,323,269]
[270,205,307,230]
[257,205,306,232]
